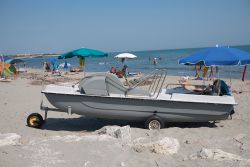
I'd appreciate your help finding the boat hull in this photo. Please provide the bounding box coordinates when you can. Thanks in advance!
[43,92,234,122]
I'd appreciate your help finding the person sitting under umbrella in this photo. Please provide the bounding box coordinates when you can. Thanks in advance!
[115,67,121,75]
[45,62,51,72]
[110,67,115,74]
[118,65,128,78]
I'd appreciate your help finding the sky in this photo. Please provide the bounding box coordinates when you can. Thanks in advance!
[0,0,250,54]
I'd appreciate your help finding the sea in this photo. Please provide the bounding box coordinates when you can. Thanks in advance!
[22,45,250,80]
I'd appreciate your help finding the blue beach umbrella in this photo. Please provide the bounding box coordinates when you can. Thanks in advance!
[48,57,57,64]
[48,57,58,70]
[58,48,108,59]
[179,47,250,66]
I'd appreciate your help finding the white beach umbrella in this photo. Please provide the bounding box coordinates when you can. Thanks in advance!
[114,53,137,59]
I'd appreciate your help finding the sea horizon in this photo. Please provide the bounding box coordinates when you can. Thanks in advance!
[3,44,250,58]
[2,44,250,80]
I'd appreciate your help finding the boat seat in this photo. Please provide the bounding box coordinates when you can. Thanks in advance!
[105,73,127,95]
[78,72,149,96]
[105,73,149,96]
[78,73,109,96]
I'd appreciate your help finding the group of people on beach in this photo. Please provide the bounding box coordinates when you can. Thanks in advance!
[44,61,67,77]
[110,65,128,78]
[195,64,219,80]
[44,58,85,76]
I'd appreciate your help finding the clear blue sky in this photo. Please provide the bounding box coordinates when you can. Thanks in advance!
[0,0,250,54]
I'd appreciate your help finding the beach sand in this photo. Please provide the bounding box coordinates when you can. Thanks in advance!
[1,70,250,167]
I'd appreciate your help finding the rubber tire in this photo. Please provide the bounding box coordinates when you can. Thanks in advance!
[27,113,44,128]
[145,116,165,130]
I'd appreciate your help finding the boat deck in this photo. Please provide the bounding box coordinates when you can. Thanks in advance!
[42,84,237,105]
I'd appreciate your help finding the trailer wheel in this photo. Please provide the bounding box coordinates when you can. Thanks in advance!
[145,116,164,130]
[27,113,44,128]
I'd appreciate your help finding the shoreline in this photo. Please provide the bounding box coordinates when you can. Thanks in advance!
[16,68,250,87]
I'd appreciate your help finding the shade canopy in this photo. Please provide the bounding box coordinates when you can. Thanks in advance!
[48,57,57,64]
[58,48,108,59]
[114,53,137,59]
[5,59,24,64]
[179,47,250,66]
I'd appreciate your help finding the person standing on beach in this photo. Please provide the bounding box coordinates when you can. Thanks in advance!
[209,66,216,79]
[45,62,51,72]
[195,64,200,78]
[202,66,209,79]
[79,57,85,70]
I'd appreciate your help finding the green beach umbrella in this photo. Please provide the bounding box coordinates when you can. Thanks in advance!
[58,48,108,59]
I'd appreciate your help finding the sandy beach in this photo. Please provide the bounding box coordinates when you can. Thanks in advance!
[1,70,250,167]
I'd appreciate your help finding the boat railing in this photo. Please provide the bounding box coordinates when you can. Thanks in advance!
[128,69,167,99]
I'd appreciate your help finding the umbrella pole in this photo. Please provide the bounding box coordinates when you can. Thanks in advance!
[83,57,85,77]
[64,58,66,73]
[217,67,220,80]
[40,56,47,110]
[1,54,5,78]
[41,61,46,105]
[105,56,107,68]
[42,59,46,90]
[0,54,3,78]
[83,65,85,77]
[229,66,232,86]
[242,65,247,82]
